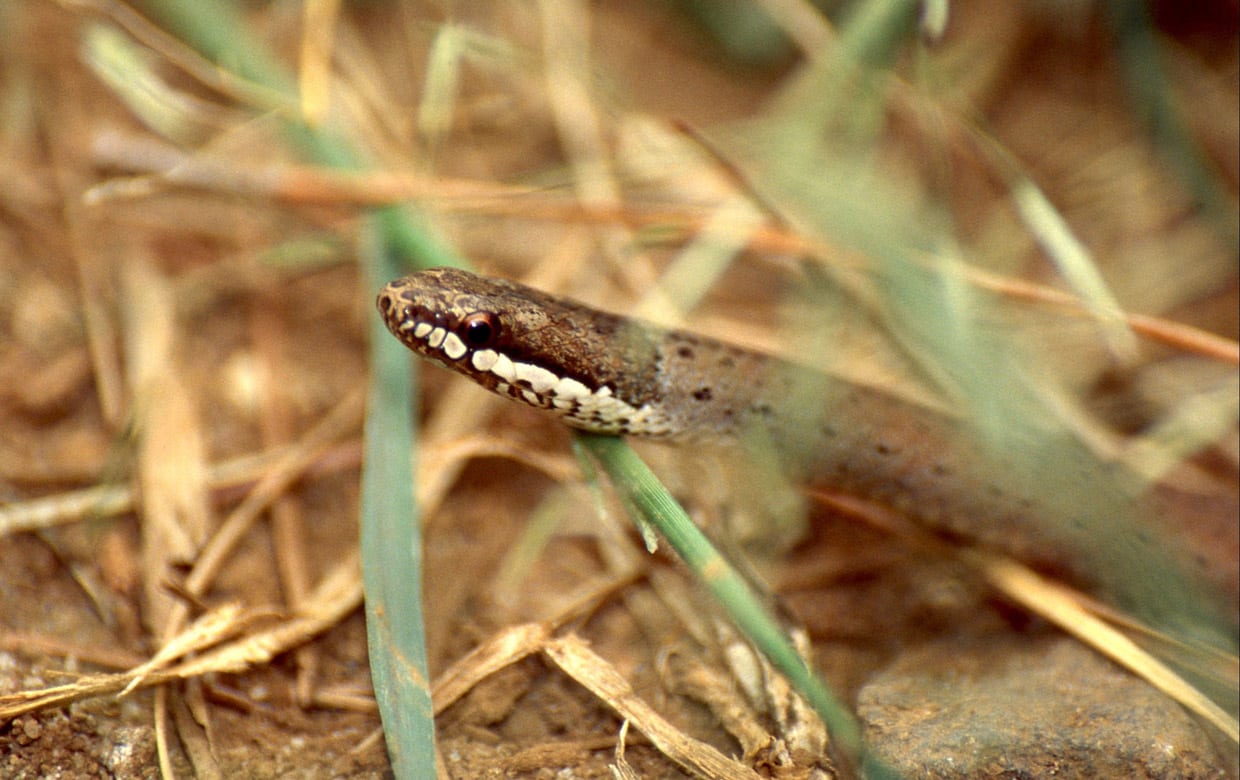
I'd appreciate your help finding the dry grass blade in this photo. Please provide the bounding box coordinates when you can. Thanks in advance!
[88,130,535,205]
[0,554,362,722]
[964,265,1240,366]
[121,603,248,695]
[431,622,552,715]
[0,440,360,537]
[1008,175,1137,362]
[121,258,213,635]
[179,386,365,605]
[298,0,342,126]
[544,634,764,780]
[171,553,363,679]
[1121,373,1240,484]
[0,483,135,537]
[610,720,642,780]
[81,0,295,115]
[89,128,1238,373]
[82,22,221,143]
[0,633,145,671]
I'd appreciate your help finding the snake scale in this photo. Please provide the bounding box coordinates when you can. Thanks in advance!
[377,267,1231,639]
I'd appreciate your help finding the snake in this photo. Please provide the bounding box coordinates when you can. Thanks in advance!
[376,267,1232,638]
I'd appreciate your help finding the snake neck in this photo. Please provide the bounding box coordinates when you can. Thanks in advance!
[378,267,786,437]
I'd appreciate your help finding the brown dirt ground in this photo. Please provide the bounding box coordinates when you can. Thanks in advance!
[0,1,1236,778]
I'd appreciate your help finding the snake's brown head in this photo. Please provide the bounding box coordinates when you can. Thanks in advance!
[377,268,519,370]
[377,267,670,434]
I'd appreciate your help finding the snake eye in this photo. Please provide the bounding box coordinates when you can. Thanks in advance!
[460,312,498,347]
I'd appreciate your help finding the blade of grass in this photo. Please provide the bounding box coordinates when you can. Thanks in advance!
[139,3,474,776]
[360,226,434,777]
[574,432,902,780]
[1008,175,1138,362]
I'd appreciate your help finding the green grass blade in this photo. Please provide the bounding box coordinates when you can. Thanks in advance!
[574,432,902,779]
[359,228,435,777]
[139,3,476,775]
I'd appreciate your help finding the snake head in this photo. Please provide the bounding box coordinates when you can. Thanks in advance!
[377,267,671,435]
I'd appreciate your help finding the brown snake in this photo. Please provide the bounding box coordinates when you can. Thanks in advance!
[377,267,1232,640]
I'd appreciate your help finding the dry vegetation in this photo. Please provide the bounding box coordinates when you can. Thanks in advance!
[0,1,1236,778]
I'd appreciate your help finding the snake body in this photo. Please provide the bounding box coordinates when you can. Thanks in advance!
[377,268,1232,637]
[377,268,1054,554]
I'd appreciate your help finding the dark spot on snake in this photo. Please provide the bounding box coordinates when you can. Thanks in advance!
[751,401,774,417]
[677,345,694,359]
[693,387,712,402]
[876,442,893,456]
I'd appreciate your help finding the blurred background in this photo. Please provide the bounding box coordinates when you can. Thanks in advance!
[0,1,1235,777]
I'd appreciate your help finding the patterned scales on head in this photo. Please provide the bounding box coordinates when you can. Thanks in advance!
[377,268,678,435]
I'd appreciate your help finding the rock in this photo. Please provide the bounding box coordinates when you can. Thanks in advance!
[857,635,1231,779]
